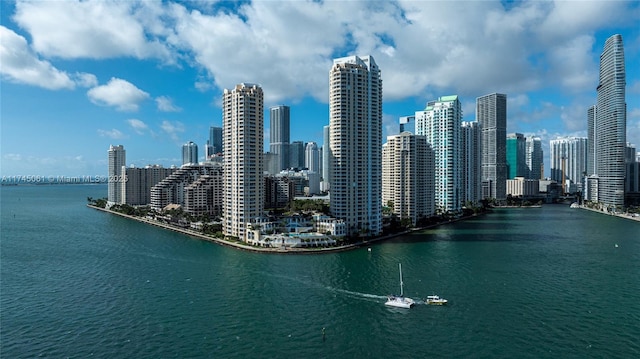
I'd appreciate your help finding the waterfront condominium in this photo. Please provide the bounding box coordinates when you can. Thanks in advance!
[461,121,482,206]
[382,132,435,226]
[222,83,264,239]
[107,144,126,205]
[477,93,507,201]
[270,105,290,172]
[415,95,462,213]
[590,34,626,208]
[550,137,588,193]
[329,55,382,236]
[526,136,543,180]
[506,133,527,179]
[182,141,198,165]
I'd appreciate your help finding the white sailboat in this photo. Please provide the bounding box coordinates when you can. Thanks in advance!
[385,263,415,308]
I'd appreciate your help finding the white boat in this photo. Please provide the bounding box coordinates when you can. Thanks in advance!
[425,294,448,305]
[570,202,580,208]
[385,263,415,309]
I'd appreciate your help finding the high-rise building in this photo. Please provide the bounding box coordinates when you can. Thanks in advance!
[108,144,126,205]
[587,105,597,176]
[477,93,507,201]
[329,55,382,236]
[550,137,588,193]
[222,83,264,239]
[506,133,527,179]
[461,121,482,206]
[206,126,222,158]
[624,143,636,163]
[305,141,321,173]
[270,105,290,172]
[382,132,435,226]
[182,141,198,165]
[593,34,626,208]
[122,165,176,206]
[289,141,305,169]
[526,136,543,180]
[415,95,462,213]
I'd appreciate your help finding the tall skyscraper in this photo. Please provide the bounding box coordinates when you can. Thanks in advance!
[382,132,435,226]
[550,137,588,192]
[305,141,321,173]
[477,93,507,200]
[108,144,126,205]
[206,126,222,158]
[415,95,463,213]
[594,34,626,208]
[222,83,264,239]
[270,105,290,172]
[182,141,198,165]
[506,133,527,179]
[526,136,543,180]
[461,121,482,205]
[329,55,382,236]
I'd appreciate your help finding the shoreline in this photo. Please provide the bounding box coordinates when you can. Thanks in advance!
[87,204,482,254]
[576,204,640,222]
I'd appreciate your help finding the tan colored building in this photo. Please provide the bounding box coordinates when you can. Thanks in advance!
[222,83,264,239]
[382,132,435,226]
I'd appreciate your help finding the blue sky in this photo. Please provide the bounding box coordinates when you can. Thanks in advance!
[1,0,639,177]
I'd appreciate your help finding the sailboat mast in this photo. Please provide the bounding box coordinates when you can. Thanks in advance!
[399,263,404,297]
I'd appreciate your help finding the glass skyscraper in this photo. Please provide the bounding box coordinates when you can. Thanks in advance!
[592,34,626,208]
[270,105,290,172]
[477,93,507,201]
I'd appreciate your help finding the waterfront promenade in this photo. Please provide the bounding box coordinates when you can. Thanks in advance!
[88,204,448,254]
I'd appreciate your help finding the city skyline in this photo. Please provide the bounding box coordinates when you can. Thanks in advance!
[1,1,639,177]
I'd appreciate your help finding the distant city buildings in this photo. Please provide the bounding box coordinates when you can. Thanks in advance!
[550,137,587,194]
[270,105,290,172]
[108,144,126,205]
[506,133,527,179]
[222,83,265,239]
[289,141,305,169]
[305,141,321,173]
[329,55,382,236]
[415,95,462,213]
[477,93,507,201]
[206,126,222,158]
[526,136,543,180]
[382,132,435,225]
[182,141,198,165]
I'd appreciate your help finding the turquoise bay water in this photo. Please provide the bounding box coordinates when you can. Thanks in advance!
[1,184,639,358]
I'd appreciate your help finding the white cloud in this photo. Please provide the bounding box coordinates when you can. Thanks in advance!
[13,0,174,62]
[97,128,126,139]
[160,120,185,141]
[73,72,98,88]
[0,26,75,90]
[127,119,149,134]
[155,96,181,112]
[87,78,150,111]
